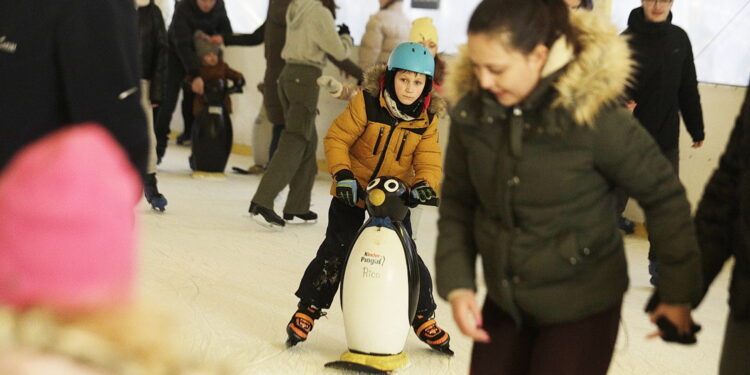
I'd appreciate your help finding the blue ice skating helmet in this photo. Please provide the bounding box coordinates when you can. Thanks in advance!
[387,42,435,77]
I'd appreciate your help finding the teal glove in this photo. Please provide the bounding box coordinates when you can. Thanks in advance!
[411,181,436,204]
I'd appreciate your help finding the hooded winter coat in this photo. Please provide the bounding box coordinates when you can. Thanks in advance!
[324,65,445,206]
[695,80,750,320]
[436,11,702,326]
[168,0,232,77]
[281,0,353,70]
[623,7,705,152]
[358,1,410,69]
[138,0,168,103]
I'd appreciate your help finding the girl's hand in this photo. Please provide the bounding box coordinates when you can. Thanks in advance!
[449,290,490,343]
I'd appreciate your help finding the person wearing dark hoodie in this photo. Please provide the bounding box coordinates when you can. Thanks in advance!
[248,0,353,228]
[137,0,169,211]
[0,0,148,177]
[437,1,702,373]
[618,0,706,238]
[693,80,750,375]
[154,0,232,162]
[285,42,453,355]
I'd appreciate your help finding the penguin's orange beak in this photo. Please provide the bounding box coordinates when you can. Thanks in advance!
[369,189,386,206]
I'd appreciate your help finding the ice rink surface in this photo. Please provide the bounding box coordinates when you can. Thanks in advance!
[139,145,732,374]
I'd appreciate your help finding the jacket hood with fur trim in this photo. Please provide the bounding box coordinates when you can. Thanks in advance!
[362,64,447,118]
[445,11,634,127]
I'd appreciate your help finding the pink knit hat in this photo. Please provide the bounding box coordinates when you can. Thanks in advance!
[0,124,141,312]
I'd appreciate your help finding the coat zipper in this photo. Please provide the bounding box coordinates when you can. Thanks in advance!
[395,132,408,161]
[372,127,384,155]
[369,120,398,182]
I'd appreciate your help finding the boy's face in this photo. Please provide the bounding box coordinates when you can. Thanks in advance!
[202,52,219,66]
[394,70,427,106]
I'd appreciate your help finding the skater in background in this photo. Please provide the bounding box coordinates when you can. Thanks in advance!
[358,0,410,70]
[693,80,750,375]
[137,0,169,211]
[154,0,232,161]
[233,0,361,176]
[187,31,245,169]
[620,0,706,279]
[286,42,453,355]
[248,0,353,228]
[0,0,148,177]
[0,125,225,375]
[436,1,702,374]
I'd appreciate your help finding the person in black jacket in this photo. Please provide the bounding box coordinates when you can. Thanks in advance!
[0,0,148,177]
[154,0,232,161]
[137,0,169,211]
[694,81,750,375]
[619,1,706,247]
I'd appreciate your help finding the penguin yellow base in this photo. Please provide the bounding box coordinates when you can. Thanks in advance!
[324,351,409,374]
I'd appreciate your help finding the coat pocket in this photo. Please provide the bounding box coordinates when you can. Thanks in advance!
[517,231,590,286]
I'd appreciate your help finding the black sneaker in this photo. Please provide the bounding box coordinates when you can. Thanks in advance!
[412,314,453,355]
[286,301,324,347]
[249,202,285,228]
[283,211,318,224]
[144,173,167,212]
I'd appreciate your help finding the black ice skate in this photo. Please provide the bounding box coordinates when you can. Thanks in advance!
[249,202,285,229]
[286,302,324,347]
[283,211,318,224]
[413,314,454,356]
[144,173,167,212]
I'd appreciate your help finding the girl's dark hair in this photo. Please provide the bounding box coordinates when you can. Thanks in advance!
[468,0,581,54]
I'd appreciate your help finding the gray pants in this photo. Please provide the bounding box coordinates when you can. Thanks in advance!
[719,314,750,375]
[251,64,321,214]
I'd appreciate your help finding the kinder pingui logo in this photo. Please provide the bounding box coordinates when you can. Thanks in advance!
[0,36,18,54]
[360,251,386,267]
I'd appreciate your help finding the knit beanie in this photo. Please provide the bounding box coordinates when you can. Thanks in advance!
[0,124,141,312]
[409,17,439,46]
[194,30,221,59]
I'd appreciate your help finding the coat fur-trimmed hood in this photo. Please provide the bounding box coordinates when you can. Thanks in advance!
[362,64,447,118]
[445,11,634,127]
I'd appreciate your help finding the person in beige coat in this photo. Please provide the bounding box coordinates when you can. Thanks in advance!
[358,0,410,70]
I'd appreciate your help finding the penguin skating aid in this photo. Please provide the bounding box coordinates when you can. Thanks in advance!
[325,177,436,373]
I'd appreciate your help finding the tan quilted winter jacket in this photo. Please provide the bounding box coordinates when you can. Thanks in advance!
[358,1,410,70]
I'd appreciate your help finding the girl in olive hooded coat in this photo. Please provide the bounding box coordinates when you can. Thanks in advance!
[437,1,702,373]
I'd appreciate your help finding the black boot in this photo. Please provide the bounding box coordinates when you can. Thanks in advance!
[249,202,285,228]
[283,211,318,224]
[286,301,324,347]
[412,313,453,355]
[144,173,167,212]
